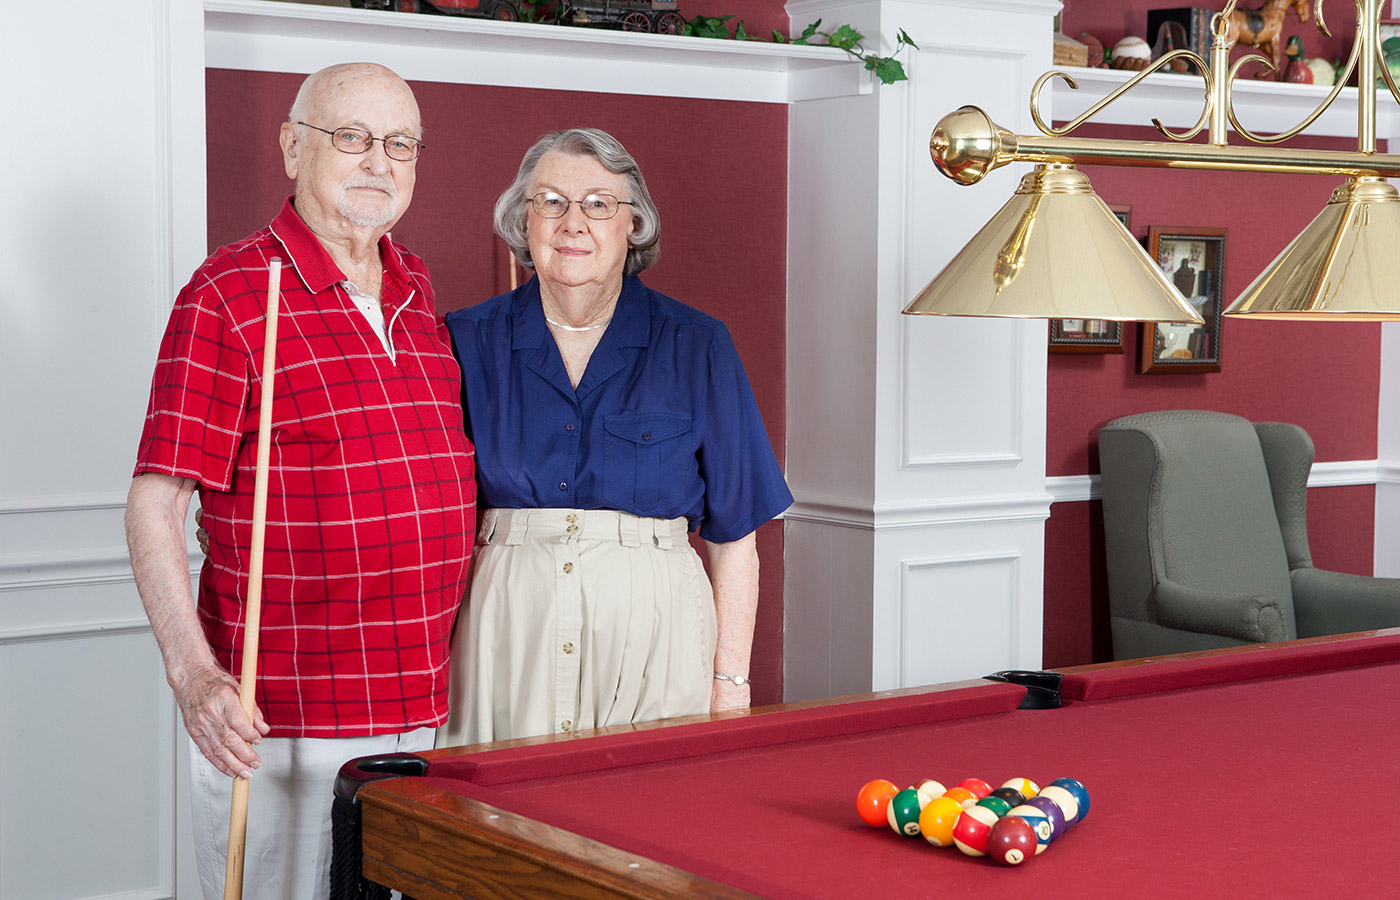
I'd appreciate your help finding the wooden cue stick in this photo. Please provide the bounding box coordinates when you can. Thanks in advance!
[510,251,518,291]
[222,256,282,900]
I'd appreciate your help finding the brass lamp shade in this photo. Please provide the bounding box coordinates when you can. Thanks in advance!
[1226,177,1400,320]
[904,165,1203,323]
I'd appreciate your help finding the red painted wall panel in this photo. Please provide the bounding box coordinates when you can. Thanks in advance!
[1041,120,1381,665]
[205,69,791,701]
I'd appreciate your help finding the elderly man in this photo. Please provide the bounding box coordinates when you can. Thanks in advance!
[125,63,474,900]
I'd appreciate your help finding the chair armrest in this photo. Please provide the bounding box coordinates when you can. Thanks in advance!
[1150,578,1291,644]
[1291,568,1400,637]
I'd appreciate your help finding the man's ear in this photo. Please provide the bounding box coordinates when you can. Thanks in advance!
[279,121,300,179]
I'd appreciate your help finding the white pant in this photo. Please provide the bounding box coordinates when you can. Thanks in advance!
[189,728,434,900]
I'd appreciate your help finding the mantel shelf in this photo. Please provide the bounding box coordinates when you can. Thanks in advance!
[1050,65,1400,144]
[205,0,869,103]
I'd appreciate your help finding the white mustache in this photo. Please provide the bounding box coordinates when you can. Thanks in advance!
[341,176,397,199]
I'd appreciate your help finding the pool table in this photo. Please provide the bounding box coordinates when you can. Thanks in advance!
[334,629,1400,899]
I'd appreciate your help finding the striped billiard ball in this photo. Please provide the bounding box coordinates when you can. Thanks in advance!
[886,787,924,836]
[952,805,1000,856]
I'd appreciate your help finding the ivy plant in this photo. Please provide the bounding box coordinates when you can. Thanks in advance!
[685,16,918,85]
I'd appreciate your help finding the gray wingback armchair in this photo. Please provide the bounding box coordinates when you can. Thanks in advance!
[1098,409,1400,659]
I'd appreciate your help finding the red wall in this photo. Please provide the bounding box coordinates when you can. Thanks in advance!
[205,70,792,702]
[1041,123,1382,667]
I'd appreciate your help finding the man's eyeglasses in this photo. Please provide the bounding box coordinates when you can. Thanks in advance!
[530,191,634,220]
[296,122,424,161]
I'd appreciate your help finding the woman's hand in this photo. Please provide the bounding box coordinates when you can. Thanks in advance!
[711,676,751,712]
[194,507,209,556]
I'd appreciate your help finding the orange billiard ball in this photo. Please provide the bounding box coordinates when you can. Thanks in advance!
[855,779,899,827]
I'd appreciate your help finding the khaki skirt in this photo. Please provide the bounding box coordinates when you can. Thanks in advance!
[436,508,717,746]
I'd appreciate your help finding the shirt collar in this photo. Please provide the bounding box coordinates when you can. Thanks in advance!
[268,196,413,297]
[511,274,652,350]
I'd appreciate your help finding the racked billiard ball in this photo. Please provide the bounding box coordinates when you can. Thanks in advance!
[1048,778,1090,823]
[975,796,1012,818]
[1001,777,1039,799]
[1038,785,1080,827]
[987,815,1039,866]
[919,795,964,848]
[1006,804,1052,853]
[955,777,993,799]
[914,779,947,807]
[886,787,924,836]
[952,805,999,856]
[988,786,1025,808]
[856,779,899,827]
[1023,796,1067,842]
[940,786,978,809]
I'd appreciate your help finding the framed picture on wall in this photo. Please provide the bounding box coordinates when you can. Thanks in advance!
[1049,204,1132,354]
[1139,226,1226,374]
[1049,318,1125,353]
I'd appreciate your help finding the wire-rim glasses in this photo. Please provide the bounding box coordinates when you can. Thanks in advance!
[530,191,634,220]
[296,122,424,161]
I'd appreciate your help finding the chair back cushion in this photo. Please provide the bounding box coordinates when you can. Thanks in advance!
[1099,410,1296,642]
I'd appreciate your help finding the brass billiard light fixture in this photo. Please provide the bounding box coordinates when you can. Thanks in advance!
[905,0,1400,322]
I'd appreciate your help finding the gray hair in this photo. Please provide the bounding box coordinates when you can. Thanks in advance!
[494,128,660,277]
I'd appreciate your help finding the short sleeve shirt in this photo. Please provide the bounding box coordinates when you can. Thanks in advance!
[134,198,476,737]
[445,276,791,543]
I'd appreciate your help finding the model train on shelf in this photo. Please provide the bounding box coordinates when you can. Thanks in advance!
[350,0,685,34]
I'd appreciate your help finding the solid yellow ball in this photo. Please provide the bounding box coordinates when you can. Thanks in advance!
[918,796,965,848]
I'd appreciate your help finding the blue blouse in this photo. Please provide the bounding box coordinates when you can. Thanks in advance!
[445,276,792,544]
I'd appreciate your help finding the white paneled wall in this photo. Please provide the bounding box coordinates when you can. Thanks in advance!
[1,1,206,896]
[783,0,1059,701]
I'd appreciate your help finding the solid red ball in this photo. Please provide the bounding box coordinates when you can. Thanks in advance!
[987,815,1040,866]
[855,779,899,827]
[955,778,993,799]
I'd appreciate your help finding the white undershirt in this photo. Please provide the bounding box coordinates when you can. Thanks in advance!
[342,279,395,361]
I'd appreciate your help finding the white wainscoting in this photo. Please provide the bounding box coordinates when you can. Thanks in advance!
[3,0,206,894]
[783,0,1059,701]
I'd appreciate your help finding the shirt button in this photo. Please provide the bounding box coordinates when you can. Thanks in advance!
[558,482,568,491]
[565,422,576,432]
[560,720,573,733]
[642,431,652,440]
[563,642,575,654]
[563,562,574,573]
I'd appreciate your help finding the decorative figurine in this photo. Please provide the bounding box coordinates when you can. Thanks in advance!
[1281,35,1312,83]
[350,0,686,34]
[1305,57,1336,86]
[1151,21,1193,73]
[1221,0,1312,76]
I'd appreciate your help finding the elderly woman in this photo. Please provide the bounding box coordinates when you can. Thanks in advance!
[437,128,792,745]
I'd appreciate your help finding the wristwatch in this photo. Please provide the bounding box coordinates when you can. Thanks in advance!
[713,672,752,687]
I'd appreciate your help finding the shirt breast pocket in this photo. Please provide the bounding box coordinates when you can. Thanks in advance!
[601,412,693,514]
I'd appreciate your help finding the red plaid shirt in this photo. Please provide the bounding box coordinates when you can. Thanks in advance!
[135,199,475,737]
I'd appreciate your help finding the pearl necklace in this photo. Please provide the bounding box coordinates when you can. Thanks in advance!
[546,315,611,332]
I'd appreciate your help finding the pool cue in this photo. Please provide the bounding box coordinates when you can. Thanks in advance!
[222,256,282,900]
[510,251,518,291]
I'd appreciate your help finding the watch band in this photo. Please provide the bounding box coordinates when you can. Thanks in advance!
[713,672,752,687]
